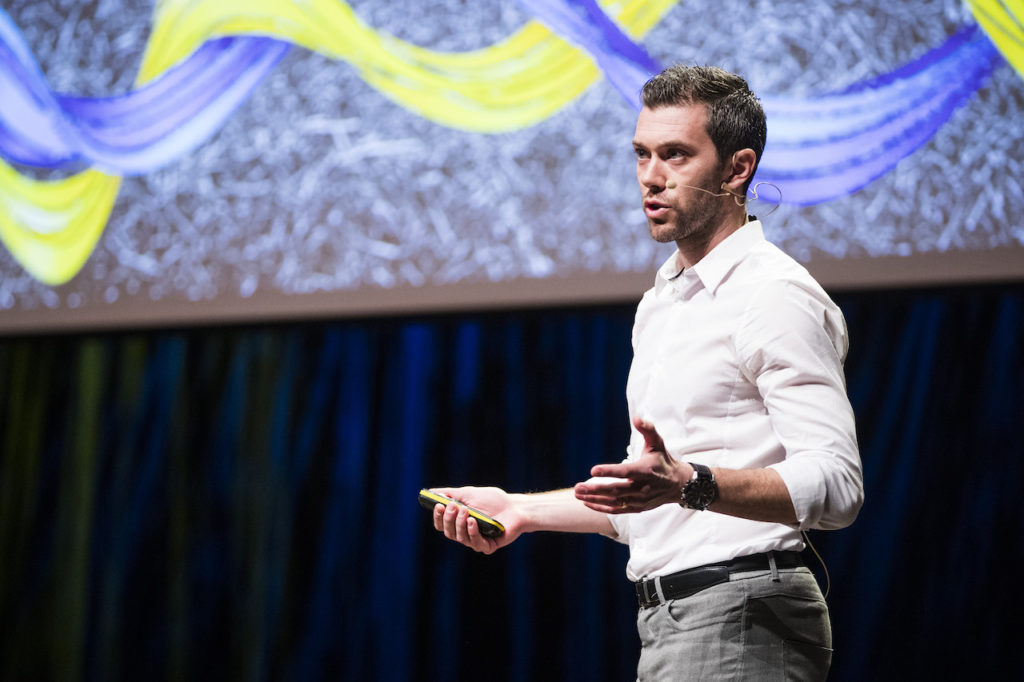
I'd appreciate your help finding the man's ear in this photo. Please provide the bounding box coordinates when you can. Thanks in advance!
[723,148,757,190]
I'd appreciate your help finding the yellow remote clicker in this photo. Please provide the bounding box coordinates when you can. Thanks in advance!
[418,489,506,538]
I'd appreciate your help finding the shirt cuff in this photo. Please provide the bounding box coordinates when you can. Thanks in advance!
[604,512,630,544]
[768,458,826,530]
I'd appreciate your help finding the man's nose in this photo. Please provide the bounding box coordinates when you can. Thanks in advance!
[639,159,665,189]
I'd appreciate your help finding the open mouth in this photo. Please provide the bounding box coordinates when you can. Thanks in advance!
[644,201,669,218]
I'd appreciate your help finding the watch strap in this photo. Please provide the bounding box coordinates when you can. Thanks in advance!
[680,462,718,511]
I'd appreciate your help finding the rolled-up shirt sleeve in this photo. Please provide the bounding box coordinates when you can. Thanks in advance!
[604,508,631,544]
[736,280,864,530]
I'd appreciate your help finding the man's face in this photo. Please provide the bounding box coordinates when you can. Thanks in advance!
[633,104,727,245]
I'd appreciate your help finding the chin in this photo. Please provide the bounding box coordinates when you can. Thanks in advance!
[646,211,683,241]
[648,226,677,244]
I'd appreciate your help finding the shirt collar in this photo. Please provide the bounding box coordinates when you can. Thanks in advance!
[654,220,765,298]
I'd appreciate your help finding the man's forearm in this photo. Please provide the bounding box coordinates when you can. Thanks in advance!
[513,488,617,536]
[707,467,798,525]
[579,422,800,526]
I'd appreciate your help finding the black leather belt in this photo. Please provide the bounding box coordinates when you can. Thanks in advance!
[633,551,805,608]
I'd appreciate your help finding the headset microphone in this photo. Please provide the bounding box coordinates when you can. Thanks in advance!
[719,182,748,201]
[659,181,781,217]
[664,181,742,204]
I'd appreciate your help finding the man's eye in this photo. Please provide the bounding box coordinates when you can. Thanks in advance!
[634,148,648,159]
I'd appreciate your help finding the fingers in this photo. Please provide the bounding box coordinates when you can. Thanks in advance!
[590,463,630,478]
[575,474,661,514]
[573,485,618,508]
[435,501,494,554]
[574,481,631,514]
[577,496,632,514]
[633,417,666,453]
[439,501,463,539]
[576,476,627,508]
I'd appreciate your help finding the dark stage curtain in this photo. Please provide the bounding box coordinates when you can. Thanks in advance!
[1,284,1022,681]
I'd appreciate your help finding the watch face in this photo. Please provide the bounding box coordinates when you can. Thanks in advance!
[686,480,717,510]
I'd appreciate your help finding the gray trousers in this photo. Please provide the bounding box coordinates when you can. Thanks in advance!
[636,565,831,681]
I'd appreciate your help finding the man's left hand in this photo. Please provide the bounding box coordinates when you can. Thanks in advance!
[574,417,693,514]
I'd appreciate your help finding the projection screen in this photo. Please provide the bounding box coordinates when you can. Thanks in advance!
[1,0,1022,333]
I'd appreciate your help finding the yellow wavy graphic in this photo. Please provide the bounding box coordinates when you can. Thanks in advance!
[0,168,120,286]
[966,0,1024,79]
[0,0,676,286]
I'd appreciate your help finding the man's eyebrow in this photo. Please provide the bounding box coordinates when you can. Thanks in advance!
[659,139,696,150]
[633,139,696,151]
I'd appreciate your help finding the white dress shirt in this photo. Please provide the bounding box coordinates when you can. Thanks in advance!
[605,220,863,581]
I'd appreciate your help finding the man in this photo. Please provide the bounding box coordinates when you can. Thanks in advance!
[430,64,863,681]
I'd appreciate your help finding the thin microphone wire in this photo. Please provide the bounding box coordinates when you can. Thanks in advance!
[665,181,782,217]
[802,530,831,600]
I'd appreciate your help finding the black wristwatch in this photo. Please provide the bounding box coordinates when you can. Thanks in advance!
[680,463,718,511]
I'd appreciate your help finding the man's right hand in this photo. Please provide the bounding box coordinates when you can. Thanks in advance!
[431,486,523,555]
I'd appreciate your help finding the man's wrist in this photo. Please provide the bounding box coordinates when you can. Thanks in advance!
[679,462,719,510]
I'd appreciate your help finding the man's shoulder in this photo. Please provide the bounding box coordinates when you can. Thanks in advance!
[731,240,829,300]
[730,246,849,359]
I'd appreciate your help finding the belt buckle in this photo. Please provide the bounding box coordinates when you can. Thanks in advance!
[642,579,656,606]
[636,577,660,608]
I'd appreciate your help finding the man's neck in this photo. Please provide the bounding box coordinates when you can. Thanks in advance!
[674,208,749,270]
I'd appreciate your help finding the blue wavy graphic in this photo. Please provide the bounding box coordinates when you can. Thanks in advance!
[518,0,660,102]
[759,25,1002,204]
[0,3,1010,205]
[0,19,289,174]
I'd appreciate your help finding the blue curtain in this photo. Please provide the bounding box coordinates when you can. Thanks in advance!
[1,285,1022,681]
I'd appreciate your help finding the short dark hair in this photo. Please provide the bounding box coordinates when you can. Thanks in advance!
[641,65,766,189]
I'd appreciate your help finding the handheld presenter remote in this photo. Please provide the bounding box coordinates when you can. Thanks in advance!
[418,489,506,538]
